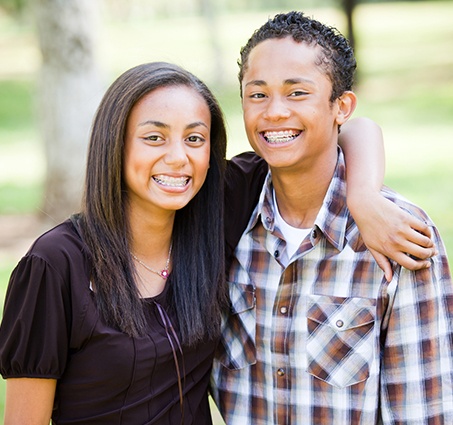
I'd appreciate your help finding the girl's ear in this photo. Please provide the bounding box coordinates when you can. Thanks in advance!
[335,91,357,126]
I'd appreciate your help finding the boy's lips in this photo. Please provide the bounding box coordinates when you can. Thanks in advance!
[262,130,301,144]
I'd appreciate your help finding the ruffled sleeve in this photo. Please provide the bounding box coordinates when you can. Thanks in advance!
[0,252,71,378]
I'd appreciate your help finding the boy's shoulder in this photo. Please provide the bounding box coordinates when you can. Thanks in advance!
[381,186,433,226]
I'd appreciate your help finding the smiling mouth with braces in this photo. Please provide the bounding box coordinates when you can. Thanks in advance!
[153,175,189,187]
[263,130,300,144]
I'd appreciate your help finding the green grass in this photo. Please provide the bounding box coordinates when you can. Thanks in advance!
[0,2,452,423]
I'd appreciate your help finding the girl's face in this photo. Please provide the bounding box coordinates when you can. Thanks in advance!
[123,85,211,218]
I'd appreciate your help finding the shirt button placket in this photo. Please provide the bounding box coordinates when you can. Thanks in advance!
[275,367,289,424]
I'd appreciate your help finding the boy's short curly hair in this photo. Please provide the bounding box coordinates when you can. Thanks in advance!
[238,11,357,102]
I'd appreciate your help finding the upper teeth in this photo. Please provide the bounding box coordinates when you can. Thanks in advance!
[263,130,299,144]
[153,175,189,187]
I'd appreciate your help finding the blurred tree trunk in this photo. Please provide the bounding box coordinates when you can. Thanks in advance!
[199,0,225,87]
[341,0,360,83]
[342,0,357,51]
[33,0,102,223]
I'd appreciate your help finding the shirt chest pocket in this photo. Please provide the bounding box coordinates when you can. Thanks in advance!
[306,294,376,388]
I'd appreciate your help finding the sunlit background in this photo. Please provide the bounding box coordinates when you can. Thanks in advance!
[0,0,452,422]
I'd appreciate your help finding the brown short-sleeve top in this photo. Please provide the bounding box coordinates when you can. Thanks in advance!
[0,220,216,424]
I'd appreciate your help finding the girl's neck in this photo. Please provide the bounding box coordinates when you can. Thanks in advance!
[128,208,175,261]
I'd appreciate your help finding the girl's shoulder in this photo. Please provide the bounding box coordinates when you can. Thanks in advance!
[25,218,89,267]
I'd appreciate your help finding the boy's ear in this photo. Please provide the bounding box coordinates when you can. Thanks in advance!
[335,91,357,125]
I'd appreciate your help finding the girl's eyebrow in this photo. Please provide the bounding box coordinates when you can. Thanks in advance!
[138,120,208,130]
[186,121,209,130]
[138,120,168,128]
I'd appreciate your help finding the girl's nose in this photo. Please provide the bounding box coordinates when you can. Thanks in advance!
[163,140,189,167]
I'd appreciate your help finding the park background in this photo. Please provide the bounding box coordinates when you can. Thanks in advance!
[0,0,452,423]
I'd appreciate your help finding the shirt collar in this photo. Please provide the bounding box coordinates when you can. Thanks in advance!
[245,148,350,251]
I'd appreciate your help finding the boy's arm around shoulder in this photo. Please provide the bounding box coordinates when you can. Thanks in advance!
[348,187,437,281]
[379,220,453,422]
[224,152,268,267]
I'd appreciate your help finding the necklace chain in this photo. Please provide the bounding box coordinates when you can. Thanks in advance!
[131,243,172,279]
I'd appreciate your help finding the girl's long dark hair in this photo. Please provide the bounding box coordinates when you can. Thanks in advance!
[78,62,227,345]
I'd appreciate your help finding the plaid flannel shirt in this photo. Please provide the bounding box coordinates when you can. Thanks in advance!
[211,151,453,424]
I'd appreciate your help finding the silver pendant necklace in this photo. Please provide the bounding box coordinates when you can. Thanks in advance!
[131,244,172,279]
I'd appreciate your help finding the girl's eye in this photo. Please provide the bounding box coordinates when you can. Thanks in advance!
[186,135,205,144]
[144,135,163,142]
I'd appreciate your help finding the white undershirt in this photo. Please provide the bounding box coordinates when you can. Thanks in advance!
[273,190,311,267]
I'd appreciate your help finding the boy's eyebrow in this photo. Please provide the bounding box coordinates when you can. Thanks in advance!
[244,77,315,87]
[284,77,315,86]
[244,79,266,87]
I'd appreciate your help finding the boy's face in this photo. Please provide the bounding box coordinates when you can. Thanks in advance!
[241,37,344,174]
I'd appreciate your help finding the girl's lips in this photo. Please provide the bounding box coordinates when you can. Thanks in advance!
[152,174,190,188]
[262,130,301,144]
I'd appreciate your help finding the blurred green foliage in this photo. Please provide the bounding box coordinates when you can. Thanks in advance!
[0,183,42,214]
[0,0,26,16]
[0,80,34,136]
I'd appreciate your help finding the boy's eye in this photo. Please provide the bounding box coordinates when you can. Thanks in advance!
[250,93,266,99]
[290,90,308,97]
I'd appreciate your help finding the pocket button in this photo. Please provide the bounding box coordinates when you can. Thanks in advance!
[336,319,344,328]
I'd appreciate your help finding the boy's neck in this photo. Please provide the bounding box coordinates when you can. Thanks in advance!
[270,154,337,229]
